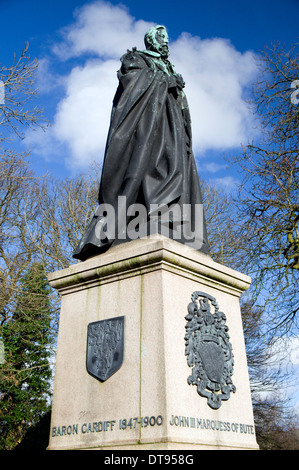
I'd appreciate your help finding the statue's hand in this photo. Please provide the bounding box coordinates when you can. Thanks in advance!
[167,73,185,98]
[175,73,185,89]
[167,74,177,90]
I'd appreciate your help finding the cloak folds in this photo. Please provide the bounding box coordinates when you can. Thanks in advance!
[73,49,210,261]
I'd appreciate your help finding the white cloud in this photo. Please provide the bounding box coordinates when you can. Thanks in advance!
[170,33,258,155]
[28,0,259,171]
[288,337,299,365]
[267,336,299,370]
[53,58,119,168]
[52,1,154,60]
[210,176,240,191]
[201,162,227,173]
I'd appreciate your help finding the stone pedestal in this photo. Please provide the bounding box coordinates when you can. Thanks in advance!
[47,235,258,450]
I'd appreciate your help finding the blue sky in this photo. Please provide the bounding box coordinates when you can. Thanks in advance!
[1,0,298,56]
[1,0,298,183]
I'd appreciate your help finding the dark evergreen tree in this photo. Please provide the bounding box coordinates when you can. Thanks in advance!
[0,263,53,449]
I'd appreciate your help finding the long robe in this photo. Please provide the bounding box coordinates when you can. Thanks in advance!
[73,49,209,261]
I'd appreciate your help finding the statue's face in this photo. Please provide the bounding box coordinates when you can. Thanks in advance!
[153,28,169,58]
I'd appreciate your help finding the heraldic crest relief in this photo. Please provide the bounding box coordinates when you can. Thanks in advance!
[185,292,236,409]
[86,316,125,382]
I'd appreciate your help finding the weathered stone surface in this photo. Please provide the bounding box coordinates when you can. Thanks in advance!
[48,235,258,450]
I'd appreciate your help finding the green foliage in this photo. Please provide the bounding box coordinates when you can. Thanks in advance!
[0,262,53,449]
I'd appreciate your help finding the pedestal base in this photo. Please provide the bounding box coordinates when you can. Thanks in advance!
[47,235,258,450]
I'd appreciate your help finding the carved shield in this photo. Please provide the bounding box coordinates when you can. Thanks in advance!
[185,292,236,409]
[86,316,125,382]
[198,341,225,384]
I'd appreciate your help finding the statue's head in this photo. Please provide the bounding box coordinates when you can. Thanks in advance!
[144,25,169,58]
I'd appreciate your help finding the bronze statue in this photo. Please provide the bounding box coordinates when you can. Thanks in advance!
[74,25,209,261]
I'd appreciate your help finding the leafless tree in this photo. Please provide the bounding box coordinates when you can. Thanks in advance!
[0,41,46,138]
[233,41,299,337]
[0,43,48,331]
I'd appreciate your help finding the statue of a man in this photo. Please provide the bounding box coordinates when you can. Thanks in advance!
[74,25,209,261]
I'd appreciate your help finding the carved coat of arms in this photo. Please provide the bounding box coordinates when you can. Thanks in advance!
[185,292,236,409]
[86,316,125,382]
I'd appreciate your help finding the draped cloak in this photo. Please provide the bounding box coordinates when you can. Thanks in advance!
[73,49,209,261]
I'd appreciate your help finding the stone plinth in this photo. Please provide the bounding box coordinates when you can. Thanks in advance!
[47,235,259,450]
